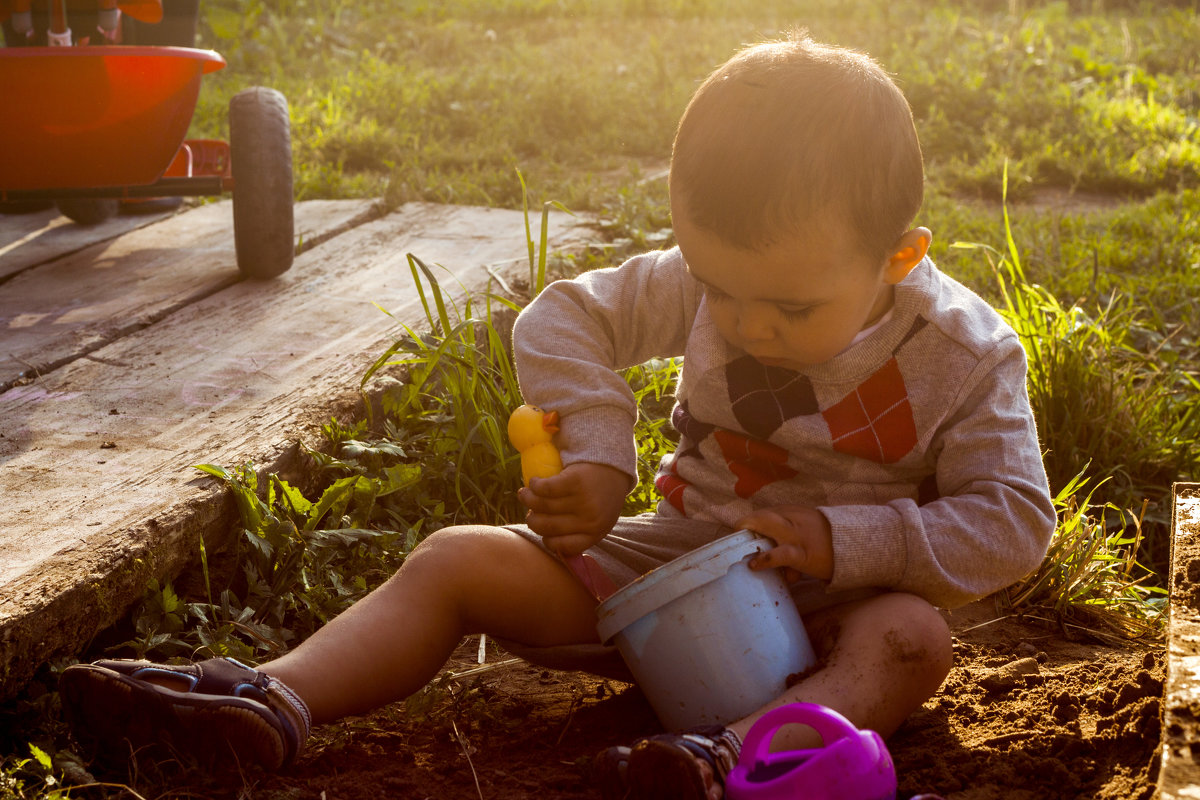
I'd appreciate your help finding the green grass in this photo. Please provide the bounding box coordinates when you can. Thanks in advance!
[185,0,1200,435]
[187,0,1200,359]
[957,167,1183,628]
[188,0,1200,210]
[999,473,1164,645]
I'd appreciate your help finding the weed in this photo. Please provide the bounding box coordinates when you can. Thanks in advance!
[114,463,408,664]
[1000,474,1166,644]
[954,164,1197,593]
[0,746,59,800]
[622,358,683,515]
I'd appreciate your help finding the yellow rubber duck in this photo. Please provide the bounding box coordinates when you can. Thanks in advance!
[507,404,563,486]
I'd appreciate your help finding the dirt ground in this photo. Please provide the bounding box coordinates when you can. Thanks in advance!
[155,598,1161,800]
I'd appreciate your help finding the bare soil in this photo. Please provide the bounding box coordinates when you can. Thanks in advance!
[177,600,1161,800]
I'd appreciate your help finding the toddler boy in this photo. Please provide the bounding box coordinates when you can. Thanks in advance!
[61,32,1056,800]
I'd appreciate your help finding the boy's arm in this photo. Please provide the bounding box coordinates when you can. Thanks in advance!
[816,339,1057,609]
[512,248,700,482]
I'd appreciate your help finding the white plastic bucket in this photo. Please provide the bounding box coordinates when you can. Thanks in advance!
[596,529,816,731]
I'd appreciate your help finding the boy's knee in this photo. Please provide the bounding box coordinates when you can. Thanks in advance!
[407,525,515,569]
[876,593,953,678]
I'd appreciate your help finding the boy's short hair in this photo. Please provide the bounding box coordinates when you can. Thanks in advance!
[670,32,924,263]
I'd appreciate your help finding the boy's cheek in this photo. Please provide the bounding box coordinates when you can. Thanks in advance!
[707,309,741,348]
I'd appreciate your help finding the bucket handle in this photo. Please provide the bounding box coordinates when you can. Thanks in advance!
[738,702,860,764]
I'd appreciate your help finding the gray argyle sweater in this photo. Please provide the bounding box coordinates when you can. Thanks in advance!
[512,247,1056,608]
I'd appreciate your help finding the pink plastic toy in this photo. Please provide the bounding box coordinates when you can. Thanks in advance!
[726,703,897,800]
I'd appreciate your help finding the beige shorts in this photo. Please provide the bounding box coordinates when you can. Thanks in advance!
[497,514,879,680]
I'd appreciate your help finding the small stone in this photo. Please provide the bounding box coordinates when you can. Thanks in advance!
[980,657,1041,694]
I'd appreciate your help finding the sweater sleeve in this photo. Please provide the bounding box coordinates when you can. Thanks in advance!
[512,248,701,482]
[819,337,1057,609]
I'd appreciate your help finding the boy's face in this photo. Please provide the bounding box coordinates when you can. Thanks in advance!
[674,210,905,371]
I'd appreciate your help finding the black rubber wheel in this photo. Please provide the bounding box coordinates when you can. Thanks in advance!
[229,87,294,279]
[56,198,120,225]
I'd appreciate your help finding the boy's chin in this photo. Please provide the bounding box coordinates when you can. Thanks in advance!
[752,355,803,370]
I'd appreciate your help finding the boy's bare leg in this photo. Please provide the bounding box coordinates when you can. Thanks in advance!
[728,591,953,748]
[259,525,601,723]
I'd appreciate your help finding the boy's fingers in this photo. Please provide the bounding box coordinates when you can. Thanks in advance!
[518,487,576,514]
[525,509,607,539]
[524,510,565,535]
[738,509,790,541]
[526,474,575,498]
[541,532,598,559]
[750,543,807,571]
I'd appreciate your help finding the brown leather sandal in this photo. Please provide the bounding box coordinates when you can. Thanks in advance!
[59,657,310,770]
[594,725,742,800]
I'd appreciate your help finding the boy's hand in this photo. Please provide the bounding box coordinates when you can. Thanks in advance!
[739,505,835,581]
[518,462,628,558]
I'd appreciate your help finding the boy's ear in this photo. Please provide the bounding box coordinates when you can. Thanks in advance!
[883,227,932,285]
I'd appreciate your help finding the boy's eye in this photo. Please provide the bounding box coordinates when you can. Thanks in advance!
[779,306,815,321]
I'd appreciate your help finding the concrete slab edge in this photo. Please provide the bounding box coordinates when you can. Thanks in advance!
[1161,482,1200,798]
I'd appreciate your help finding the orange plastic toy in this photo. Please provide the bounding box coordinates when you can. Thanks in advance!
[0,0,296,279]
[1,46,223,190]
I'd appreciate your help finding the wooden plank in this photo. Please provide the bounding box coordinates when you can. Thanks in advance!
[1162,482,1200,799]
[0,199,382,391]
[0,205,175,281]
[0,202,592,697]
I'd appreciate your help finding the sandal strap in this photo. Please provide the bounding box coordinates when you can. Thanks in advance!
[650,725,743,784]
[97,657,271,700]
[192,657,270,698]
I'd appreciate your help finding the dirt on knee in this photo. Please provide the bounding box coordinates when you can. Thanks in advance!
[884,628,931,665]
[806,618,842,659]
